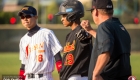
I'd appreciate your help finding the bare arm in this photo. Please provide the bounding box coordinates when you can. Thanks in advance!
[92,52,110,80]
[81,20,96,38]
[87,28,96,38]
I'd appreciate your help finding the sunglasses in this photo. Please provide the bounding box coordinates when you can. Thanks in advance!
[20,14,34,19]
[91,9,94,13]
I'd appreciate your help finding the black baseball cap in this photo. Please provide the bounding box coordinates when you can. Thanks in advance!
[87,0,113,11]
[18,5,37,16]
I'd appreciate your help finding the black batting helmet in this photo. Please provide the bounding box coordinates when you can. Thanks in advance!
[55,0,84,22]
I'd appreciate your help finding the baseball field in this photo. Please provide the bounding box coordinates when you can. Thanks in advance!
[0,52,140,80]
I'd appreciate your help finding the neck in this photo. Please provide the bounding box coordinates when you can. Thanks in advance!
[71,23,79,30]
[98,15,112,25]
[27,24,37,30]
[71,20,80,30]
[28,24,37,31]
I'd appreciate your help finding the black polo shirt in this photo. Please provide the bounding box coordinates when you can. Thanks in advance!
[88,17,131,80]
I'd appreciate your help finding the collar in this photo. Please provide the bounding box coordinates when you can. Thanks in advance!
[108,17,119,21]
[72,25,81,31]
[27,25,40,37]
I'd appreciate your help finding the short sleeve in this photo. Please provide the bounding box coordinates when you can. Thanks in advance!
[97,23,114,55]
[48,30,62,55]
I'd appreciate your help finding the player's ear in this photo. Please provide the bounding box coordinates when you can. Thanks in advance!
[95,9,98,17]
[34,15,38,19]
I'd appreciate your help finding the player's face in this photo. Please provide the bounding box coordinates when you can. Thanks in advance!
[61,14,71,27]
[20,14,38,30]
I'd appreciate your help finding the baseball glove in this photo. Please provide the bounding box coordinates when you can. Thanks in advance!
[76,29,90,40]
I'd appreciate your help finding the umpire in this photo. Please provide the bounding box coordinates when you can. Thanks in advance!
[80,0,132,80]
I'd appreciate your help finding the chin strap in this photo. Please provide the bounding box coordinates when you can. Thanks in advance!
[56,60,62,73]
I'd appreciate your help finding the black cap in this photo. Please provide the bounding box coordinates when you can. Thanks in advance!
[87,0,113,11]
[18,5,37,16]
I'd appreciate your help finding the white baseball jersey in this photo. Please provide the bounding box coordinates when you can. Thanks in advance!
[19,27,62,75]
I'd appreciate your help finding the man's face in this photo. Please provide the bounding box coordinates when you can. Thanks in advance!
[91,9,98,25]
[61,14,71,27]
[20,14,37,30]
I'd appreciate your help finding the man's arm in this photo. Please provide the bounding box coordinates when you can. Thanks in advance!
[92,52,110,80]
[87,29,96,38]
[81,20,96,38]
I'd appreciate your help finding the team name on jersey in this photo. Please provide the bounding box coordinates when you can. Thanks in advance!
[26,42,45,56]
[63,40,75,53]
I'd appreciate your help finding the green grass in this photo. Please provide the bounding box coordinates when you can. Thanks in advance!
[130,52,140,79]
[0,52,59,80]
[0,52,140,80]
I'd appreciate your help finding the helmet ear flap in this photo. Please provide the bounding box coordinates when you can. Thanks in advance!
[66,11,78,22]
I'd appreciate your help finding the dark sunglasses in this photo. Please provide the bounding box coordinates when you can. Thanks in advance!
[91,9,94,13]
[20,14,34,19]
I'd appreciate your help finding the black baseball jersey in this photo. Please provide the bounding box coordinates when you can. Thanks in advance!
[88,17,131,80]
[60,26,92,80]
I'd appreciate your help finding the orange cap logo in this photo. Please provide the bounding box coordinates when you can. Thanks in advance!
[21,7,29,11]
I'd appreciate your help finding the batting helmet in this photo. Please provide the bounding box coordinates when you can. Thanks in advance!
[55,0,84,22]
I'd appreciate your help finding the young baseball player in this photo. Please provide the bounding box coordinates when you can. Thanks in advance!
[55,0,93,80]
[18,5,63,80]
[81,0,132,80]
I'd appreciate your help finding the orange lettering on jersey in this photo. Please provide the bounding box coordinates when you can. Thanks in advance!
[38,50,45,53]
[63,40,75,53]
[39,42,44,48]
[34,44,38,50]
[64,54,74,65]
[27,41,45,59]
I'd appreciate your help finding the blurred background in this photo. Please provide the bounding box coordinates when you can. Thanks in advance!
[0,0,140,80]
[0,0,140,51]
[0,0,140,24]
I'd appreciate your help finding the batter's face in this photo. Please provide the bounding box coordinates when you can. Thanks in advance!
[20,14,38,30]
[61,14,71,27]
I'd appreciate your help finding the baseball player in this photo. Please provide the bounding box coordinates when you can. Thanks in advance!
[81,0,132,80]
[18,5,63,80]
[55,0,93,80]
